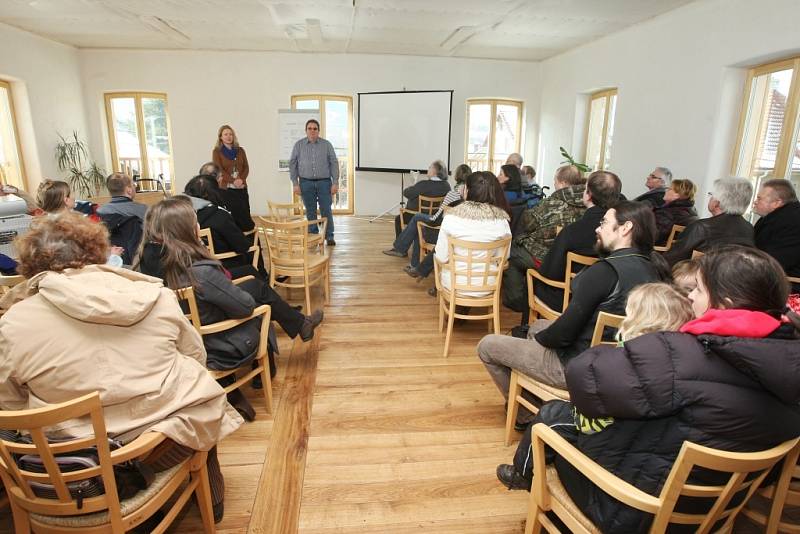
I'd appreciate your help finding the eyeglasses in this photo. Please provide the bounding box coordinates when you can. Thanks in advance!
[307,127,319,131]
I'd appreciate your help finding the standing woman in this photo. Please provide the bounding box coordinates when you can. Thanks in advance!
[212,125,252,230]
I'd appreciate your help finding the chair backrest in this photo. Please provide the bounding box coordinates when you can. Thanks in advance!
[649,437,800,534]
[562,252,599,310]
[267,201,305,222]
[787,275,800,286]
[198,227,216,255]
[589,311,625,347]
[654,224,687,252]
[259,217,317,269]
[0,274,24,296]
[691,249,705,259]
[0,392,125,529]
[175,284,271,341]
[445,236,512,295]
[417,195,445,216]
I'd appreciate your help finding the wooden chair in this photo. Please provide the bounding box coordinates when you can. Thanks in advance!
[198,227,260,272]
[0,274,24,296]
[178,280,273,415]
[741,442,800,534]
[504,311,624,446]
[267,201,305,222]
[399,195,445,231]
[0,392,216,534]
[654,224,686,252]
[691,249,705,259]
[787,275,800,287]
[526,252,598,321]
[417,220,439,262]
[259,218,330,313]
[433,235,511,358]
[526,423,800,534]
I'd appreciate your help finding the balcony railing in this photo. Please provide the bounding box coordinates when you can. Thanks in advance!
[119,156,172,191]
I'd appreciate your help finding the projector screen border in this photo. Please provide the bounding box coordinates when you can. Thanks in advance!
[356,89,453,174]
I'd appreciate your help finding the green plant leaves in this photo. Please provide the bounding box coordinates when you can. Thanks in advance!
[55,131,105,198]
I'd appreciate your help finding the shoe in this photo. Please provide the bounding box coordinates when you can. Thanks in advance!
[213,502,224,523]
[300,309,324,342]
[427,287,437,298]
[326,238,336,246]
[496,464,530,491]
[251,375,262,390]
[227,389,256,422]
[514,420,530,432]
[382,248,406,257]
[402,264,415,273]
[405,267,421,278]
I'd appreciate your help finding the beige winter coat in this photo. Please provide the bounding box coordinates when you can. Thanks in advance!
[0,265,243,450]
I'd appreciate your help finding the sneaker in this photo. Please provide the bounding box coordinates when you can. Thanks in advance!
[405,267,421,278]
[427,287,437,298]
[496,464,530,491]
[382,248,406,258]
[227,390,255,422]
[300,309,324,342]
[251,375,262,390]
[326,238,336,246]
[402,264,415,274]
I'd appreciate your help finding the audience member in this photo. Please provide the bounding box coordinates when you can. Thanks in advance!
[505,153,523,168]
[96,172,146,264]
[434,171,511,297]
[530,170,622,314]
[0,212,240,522]
[663,177,754,266]
[394,160,451,236]
[499,246,800,533]
[479,200,666,427]
[753,178,800,286]
[634,166,672,208]
[211,124,252,232]
[498,164,525,204]
[671,258,699,296]
[653,178,698,244]
[522,165,536,186]
[0,184,40,215]
[502,165,585,312]
[199,161,255,233]
[36,179,74,214]
[135,198,323,419]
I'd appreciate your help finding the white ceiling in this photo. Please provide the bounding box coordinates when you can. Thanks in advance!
[1,0,695,61]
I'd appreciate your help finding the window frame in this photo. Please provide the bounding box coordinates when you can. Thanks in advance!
[290,94,355,215]
[104,91,176,192]
[0,79,27,190]
[583,88,618,171]
[731,56,800,181]
[464,98,524,174]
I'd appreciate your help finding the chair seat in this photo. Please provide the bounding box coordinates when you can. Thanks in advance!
[438,285,495,307]
[545,465,600,534]
[30,462,185,528]
[517,373,570,402]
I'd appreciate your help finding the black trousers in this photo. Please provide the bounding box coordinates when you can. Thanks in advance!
[237,277,305,338]
[222,188,254,233]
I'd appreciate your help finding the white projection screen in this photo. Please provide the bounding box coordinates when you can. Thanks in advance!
[357,90,453,173]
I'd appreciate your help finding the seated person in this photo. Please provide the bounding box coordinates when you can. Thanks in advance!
[434,171,511,297]
[96,172,146,264]
[0,212,241,522]
[653,178,697,244]
[753,178,800,289]
[500,246,800,533]
[394,160,451,236]
[634,166,672,208]
[502,165,586,312]
[135,198,324,397]
[530,170,622,313]
[36,179,75,215]
[663,177,754,266]
[199,161,255,233]
[479,201,666,426]
[498,164,526,204]
[671,258,699,296]
[382,163,470,265]
[522,165,537,187]
[0,183,39,214]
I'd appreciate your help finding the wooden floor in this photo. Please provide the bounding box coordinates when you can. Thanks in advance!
[0,216,778,533]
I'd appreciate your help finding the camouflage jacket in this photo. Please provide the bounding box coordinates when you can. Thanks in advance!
[514,184,586,261]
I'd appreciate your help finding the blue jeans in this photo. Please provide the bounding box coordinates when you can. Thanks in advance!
[299,178,334,238]
[392,213,431,266]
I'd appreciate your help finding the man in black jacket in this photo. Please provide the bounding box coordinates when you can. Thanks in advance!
[394,160,451,236]
[633,166,671,208]
[663,177,754,266]
[478,201,664,424]
[753,178,800,288]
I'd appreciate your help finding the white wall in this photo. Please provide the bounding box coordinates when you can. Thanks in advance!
[537,0,800,212]
[0,23,88,189]
[79,50,541,215]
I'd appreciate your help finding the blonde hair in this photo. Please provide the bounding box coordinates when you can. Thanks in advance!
[671,259,700,296]
[36,179,71,213]
[215,124,239,150]
[619,283,694,341]
[670,178,697,202]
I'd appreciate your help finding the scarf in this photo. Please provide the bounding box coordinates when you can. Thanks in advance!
[679,308,781,338]
[220,144,238,161]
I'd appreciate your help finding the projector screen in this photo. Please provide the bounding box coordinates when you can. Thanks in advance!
[357,90,453,173]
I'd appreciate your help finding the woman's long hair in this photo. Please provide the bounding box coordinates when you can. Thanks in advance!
[185,174,226,207]
[36,179,71,214]
[466,171,511,215]
[133,197,216,291]
[500,164,522,193]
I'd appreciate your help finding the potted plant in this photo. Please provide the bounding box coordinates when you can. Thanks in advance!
[559,146,592,174]
[55,131,105,198]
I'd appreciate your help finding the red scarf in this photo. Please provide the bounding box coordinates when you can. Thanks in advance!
[680,308,780,338]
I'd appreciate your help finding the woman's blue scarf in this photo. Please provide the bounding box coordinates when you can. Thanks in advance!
[220,144,238,160]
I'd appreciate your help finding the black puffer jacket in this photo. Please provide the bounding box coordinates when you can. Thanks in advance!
[564,327,800,532]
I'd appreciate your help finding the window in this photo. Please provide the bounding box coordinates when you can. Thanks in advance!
[0,80,25,190]
[733,57,800,188]
[584,89,618,171]
[290,95,354,214]
[465,99,523,174]
[104,92,175,192]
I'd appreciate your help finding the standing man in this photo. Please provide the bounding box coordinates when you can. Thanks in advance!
[289,119,339,246]
[634,166,672,208]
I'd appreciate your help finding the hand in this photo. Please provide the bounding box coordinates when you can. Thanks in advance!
[0,185,18,196]
[110,246,125,256]
[293,184,301,195]
[233,178,244,188]
[331,183,339,196]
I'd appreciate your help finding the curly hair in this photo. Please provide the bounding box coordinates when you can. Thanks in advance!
[16,212,109,277]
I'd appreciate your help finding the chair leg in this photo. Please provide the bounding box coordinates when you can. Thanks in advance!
[304,272,312,314]
[525,508,544,534]
[259,359,273,415]
[505,372,522,446]
[442,299,456,358]
[8,499,31,534]
[438,295,445,333]
[325,264,331,304]
[493,304,501,334]
[192,462,217,534]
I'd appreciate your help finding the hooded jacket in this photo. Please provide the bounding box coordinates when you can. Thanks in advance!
[0,265,243,450]
[563,312,800,532]
[514,184,586,262]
